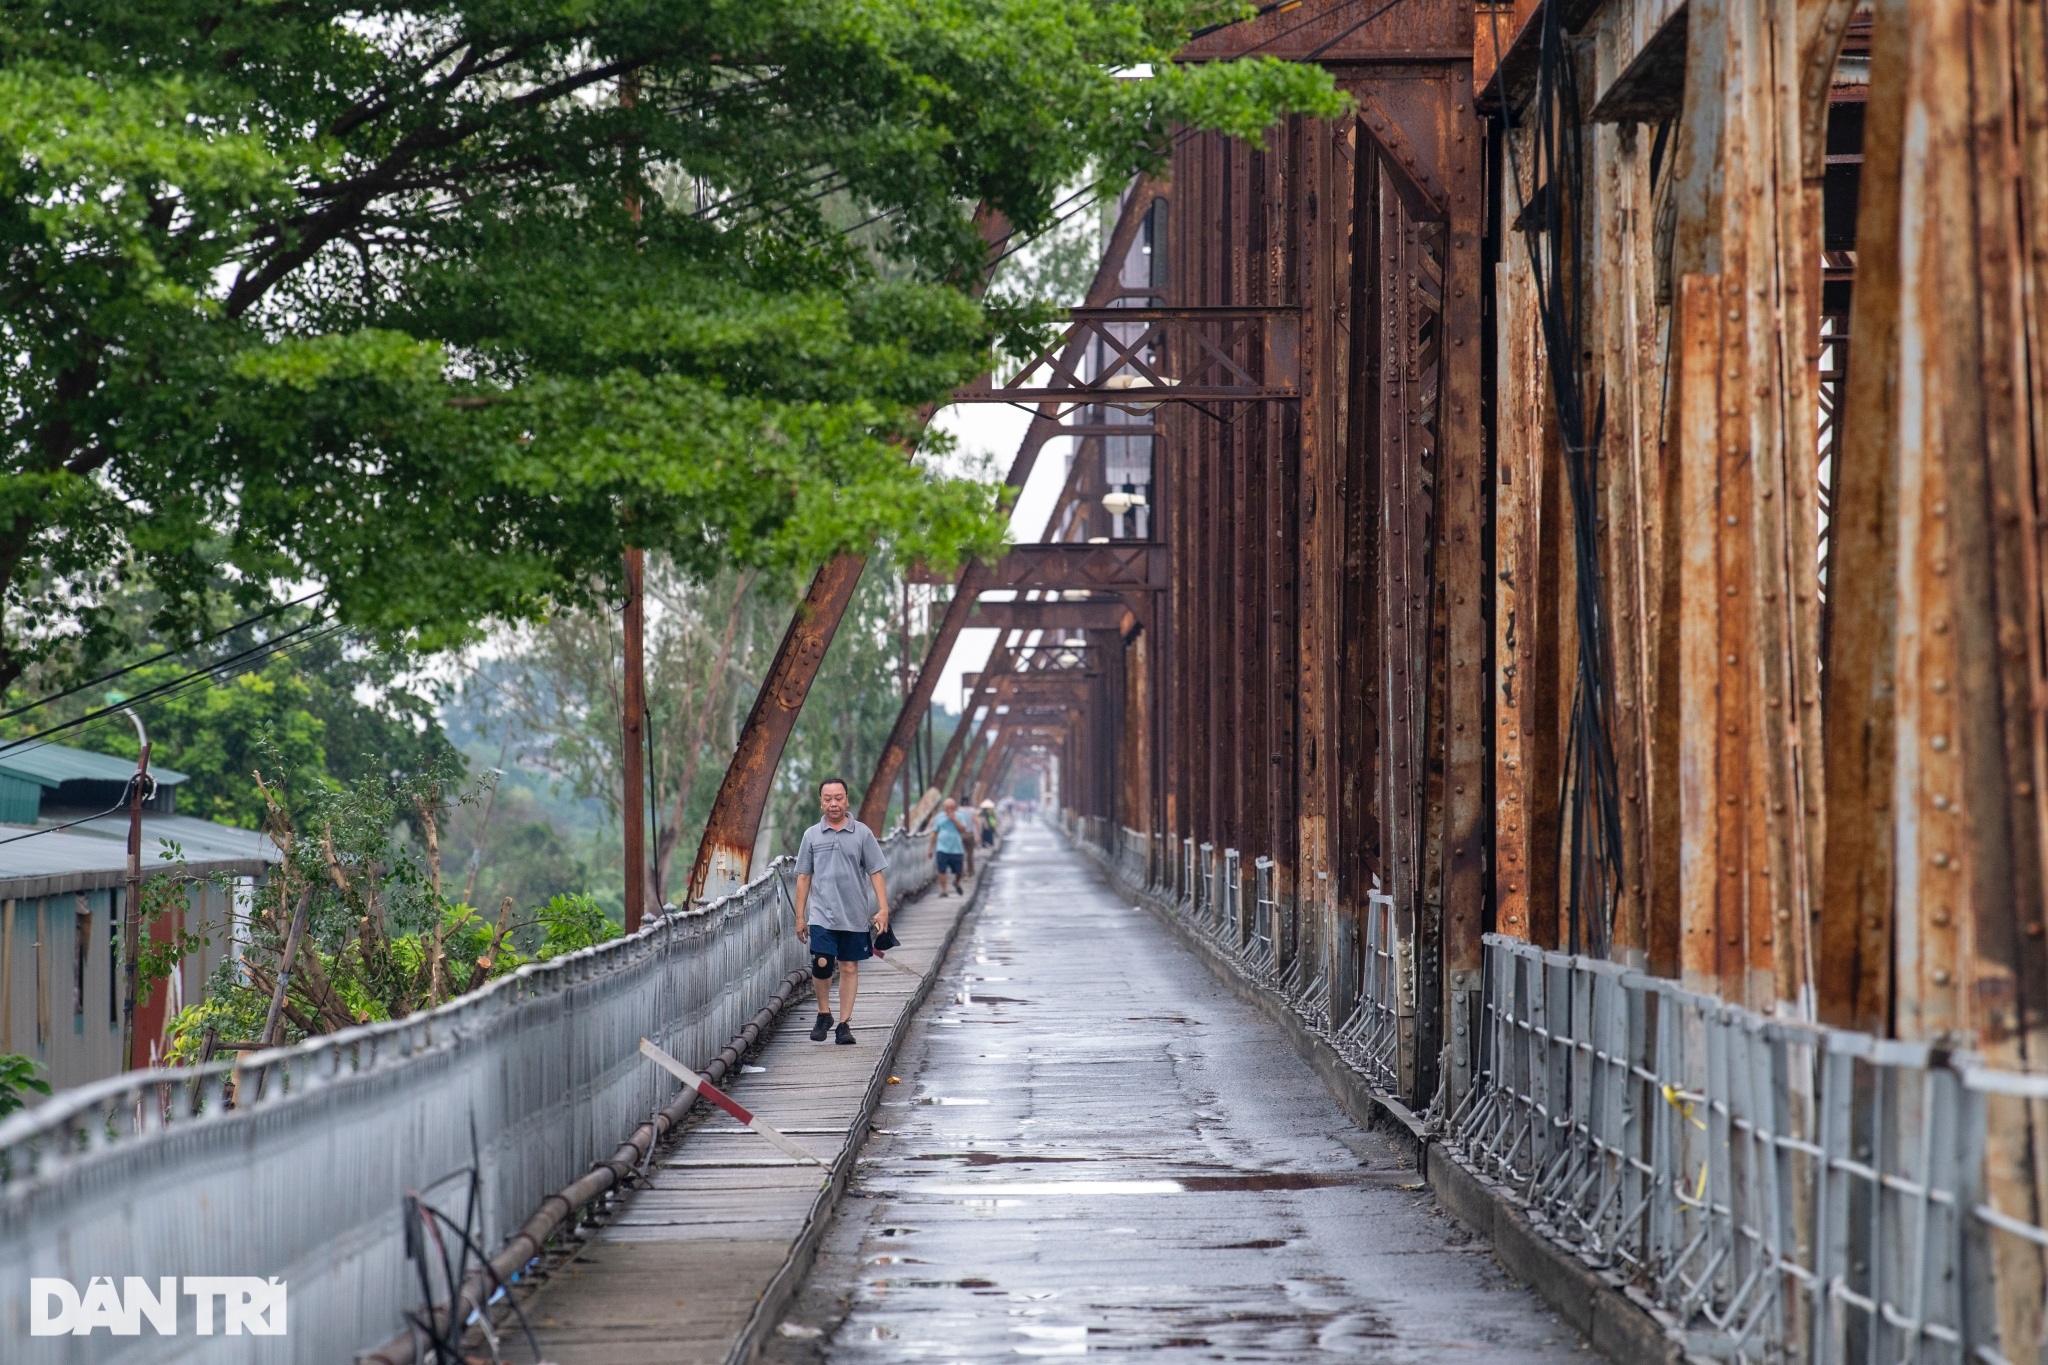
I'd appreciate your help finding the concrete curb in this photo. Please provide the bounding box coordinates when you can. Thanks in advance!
[1098,855,1687,1365]
[724,850,1001,1365]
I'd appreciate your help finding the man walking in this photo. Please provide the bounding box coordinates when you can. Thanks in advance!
[793,777,892,1045]
[928,797,971,896]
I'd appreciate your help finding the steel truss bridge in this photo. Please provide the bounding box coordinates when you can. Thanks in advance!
[6,0,2048,1360]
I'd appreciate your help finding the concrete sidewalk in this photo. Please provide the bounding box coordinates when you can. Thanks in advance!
[502,852,991,1365]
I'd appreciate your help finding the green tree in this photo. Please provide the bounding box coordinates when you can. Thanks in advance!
[0,1054,51,1117]
[2,603,458,828]
[768,557,931,851]
[115,658,329,828]
[453,563,793,910]
[1,1,1343,693]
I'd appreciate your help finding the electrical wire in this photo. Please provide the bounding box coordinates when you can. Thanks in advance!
[1492,0,1626,956]
[0,618,347,761]
[0,590,326,726]
[0,778,147,846]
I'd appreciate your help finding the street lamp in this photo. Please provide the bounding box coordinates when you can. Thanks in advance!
[1101,484,1147,536]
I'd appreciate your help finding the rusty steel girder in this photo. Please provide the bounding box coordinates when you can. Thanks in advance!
[906,543,1164,593]
[964,600,1132,631]
[854,179,1170,831]
[951,307,1300,410]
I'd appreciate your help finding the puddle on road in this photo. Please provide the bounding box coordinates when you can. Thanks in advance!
[1179,1172,1367,1192]
[884,1172,1373,1197]
[1210,1238,1288,1249]
[914,1180,1185,1196]
[917,1096,991,1105]
[913,1152,1102,1166]
[1012,1323,1089,1356]
[896,1152,1372,1191]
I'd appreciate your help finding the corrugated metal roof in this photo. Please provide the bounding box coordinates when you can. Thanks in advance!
[0,813,278,900]
[62,813,277,866]
[0,741,187,788]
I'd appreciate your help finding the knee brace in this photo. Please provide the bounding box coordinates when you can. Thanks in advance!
[812,952,837,980]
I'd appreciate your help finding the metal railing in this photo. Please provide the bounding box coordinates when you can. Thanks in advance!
[1330,888,1406,1092]
[1248,856,1277,974]
[1067,822,2048,1363]
[1116,824,1148,889]
[1220,848,1242,951]
[1445,933,2048,1365]
[0,836,934,1361]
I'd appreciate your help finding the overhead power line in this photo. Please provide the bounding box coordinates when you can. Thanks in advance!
[0,617,347,761]
[0,590,327,727]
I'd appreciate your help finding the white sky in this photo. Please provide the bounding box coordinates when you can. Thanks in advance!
[924,401,1074,715]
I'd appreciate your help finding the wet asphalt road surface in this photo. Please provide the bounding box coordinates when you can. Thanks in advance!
[767,821,1588,1362]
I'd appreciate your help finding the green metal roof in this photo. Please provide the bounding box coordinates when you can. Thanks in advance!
[0,740,187,788]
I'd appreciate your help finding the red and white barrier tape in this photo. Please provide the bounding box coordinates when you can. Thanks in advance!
[638,1038,824,1165]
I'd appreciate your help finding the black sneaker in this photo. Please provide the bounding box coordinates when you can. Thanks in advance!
[835,1021,856,1045]
[809,1012,833,1042]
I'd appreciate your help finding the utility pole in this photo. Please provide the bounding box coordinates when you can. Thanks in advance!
[622,547,648,934]
[115,701,150,1069]
[617,73,650,935]
[905,577,921,834]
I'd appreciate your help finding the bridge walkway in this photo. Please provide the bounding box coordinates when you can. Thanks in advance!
[763,821,1587,1361]
[503,848,985,1364]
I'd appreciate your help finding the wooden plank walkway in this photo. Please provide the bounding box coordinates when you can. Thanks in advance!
[504,854,987,1365]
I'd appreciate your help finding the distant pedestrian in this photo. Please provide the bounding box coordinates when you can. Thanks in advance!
[929,797,971,896]
[978,800,998,849]
[794,777,892,1045]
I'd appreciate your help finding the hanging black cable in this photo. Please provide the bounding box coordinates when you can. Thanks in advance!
[1500,0,1626,956]
[0,619,345,759]
[0,591,326,726]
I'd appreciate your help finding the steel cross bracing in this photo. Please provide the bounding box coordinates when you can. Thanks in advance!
[906,543,1165,593]
[950,306,1302,410]
[679,0,2048,1352]
[848,176,1173,832]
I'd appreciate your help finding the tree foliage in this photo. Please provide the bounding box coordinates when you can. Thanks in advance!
[158,756,620,1058]
[454,563,791,910]
[1,0,1344,692]
[0,1053,51,1117]
[1,602,457,828]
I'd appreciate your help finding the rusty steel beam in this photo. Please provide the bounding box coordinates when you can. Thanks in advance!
[906,543,1164,592]
[688,552,870,901]
[980,744,1029,806]
[950,307,1300,407]
[856,179,1170,831]
[853,560,987,832]
[922,634,1028,807]
[964,600,1132,631]
[960,675,1094,695]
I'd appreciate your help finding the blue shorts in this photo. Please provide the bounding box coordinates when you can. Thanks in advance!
[936,850,964,875]
[808,926,873,962]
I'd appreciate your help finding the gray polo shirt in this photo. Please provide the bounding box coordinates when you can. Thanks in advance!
[795,818,887,932]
